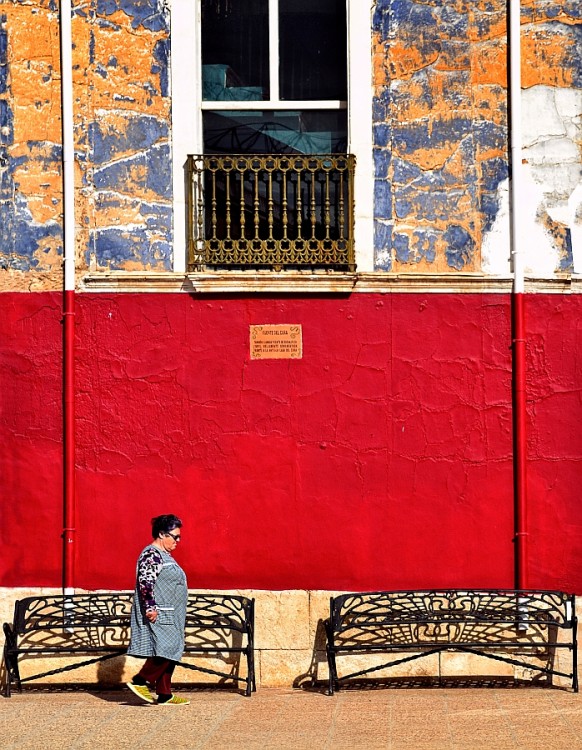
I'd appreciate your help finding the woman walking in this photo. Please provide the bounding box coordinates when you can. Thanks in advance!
[126,514,190,705]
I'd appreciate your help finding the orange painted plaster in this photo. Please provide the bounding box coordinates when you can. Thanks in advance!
[522,28,575,88]
[470,40,508,87]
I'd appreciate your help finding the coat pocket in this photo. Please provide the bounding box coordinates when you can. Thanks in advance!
[157,607,175,625]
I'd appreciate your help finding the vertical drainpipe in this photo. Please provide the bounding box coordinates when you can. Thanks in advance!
[60,0,76,595]
[509,0,528,590]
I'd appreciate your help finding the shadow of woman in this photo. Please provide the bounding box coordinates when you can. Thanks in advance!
[96,654,127,688]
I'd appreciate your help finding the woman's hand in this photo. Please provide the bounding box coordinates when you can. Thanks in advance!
[146,609,158,623]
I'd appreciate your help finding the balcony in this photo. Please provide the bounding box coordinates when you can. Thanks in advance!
[187,153,355,272]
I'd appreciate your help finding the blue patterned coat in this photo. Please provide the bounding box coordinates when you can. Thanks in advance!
[127,545,188,662]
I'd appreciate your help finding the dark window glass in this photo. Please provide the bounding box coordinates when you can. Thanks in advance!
[279,0,347,101]
[201,0,268,101]
[203,110,347,154]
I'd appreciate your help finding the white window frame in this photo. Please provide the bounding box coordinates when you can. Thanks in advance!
[170,0,373,274]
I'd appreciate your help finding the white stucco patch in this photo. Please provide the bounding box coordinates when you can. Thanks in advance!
[481,179,511,276]
[551,182,582,275]
[482,85,582,277]
[481,177,559,276]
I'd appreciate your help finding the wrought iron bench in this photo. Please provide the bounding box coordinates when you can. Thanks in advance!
[324,589,578,694]
[2,592,255,697]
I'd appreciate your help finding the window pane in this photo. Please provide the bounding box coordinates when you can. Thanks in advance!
[279,0,347,101]
[201,0,268,101]
[203,110,347,154]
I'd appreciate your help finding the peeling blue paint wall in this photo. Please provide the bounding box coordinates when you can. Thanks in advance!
[0,12,62,273]
[1,1,173,277]
[81,0,173,271]
[1,0,581,279]
[372,0,510,272]
[372,0,582,274]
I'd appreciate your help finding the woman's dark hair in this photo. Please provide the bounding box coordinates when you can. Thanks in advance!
[151,514,182,538]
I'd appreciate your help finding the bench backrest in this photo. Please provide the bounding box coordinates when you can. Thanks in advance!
[186,594,253,634]
[329,589,575,643]
[13,594,133,634]
[10,593,254,651]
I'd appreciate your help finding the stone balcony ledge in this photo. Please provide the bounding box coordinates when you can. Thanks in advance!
[80,270,582,295]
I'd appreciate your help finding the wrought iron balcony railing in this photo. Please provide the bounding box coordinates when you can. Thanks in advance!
[187,154,355,271]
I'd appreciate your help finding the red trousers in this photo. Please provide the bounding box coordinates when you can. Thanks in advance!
[137,657,176,695]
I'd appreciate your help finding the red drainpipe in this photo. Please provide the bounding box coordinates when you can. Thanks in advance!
[512,293,528,590]
[63,289,76,592]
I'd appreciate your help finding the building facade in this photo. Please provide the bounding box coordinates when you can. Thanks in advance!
[1,0,582,685]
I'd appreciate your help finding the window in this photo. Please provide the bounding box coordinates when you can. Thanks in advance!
[200,0,347,154]
[190,0,353,271]
[170,1,373,276]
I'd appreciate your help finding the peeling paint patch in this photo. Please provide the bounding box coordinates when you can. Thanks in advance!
[0,11,62,274]
[89,113,168,165]
[372,0,582,275]
[0,20,7,96]
[444,225,476,270]
[152,37,169,97]
[92,142,171,198]
[92,226,171,270]
[522,23,582,88]
[65,0,174,273]
[372,0,509,272]
[482,85,582,275]
[96,0,169,32]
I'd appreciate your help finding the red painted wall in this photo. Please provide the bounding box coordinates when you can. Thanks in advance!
[2,292,581,591]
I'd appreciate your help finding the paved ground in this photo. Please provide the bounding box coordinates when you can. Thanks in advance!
[1,684,581,750]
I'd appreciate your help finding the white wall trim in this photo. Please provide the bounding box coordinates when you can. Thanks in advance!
[170,0,203,273]
[80,270,582,295]
[348,0,374,273]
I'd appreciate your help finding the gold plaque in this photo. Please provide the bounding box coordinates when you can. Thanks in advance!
[250,325,303,360]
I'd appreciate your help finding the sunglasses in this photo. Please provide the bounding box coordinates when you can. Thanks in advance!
[165,531,181,542]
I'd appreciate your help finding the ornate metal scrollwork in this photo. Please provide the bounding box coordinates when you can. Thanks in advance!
[3,593,255,697]
[188,153,355,271]
[325,589,578,694]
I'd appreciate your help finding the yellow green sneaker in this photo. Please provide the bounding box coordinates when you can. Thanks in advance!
[158,695,190,706]
[126,681,155,704]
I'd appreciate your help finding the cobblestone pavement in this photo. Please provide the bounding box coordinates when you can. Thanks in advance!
[1,685,581,750]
